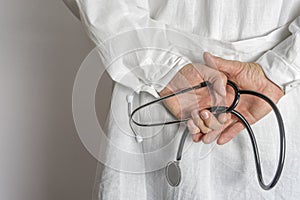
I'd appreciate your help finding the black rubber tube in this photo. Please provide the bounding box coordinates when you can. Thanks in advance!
[176,128,190,161]
[236,90,286,190]
[130,82,209,127]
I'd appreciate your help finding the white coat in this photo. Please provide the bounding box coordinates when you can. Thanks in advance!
[75,0,300,199]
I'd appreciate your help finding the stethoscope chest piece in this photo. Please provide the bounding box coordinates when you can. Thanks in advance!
[165,161,181,187]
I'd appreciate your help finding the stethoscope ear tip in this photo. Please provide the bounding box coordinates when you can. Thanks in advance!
[135,135,143,143]
[126,94,134,103]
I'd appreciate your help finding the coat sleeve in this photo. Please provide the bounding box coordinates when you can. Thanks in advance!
[75,0,191,95]
[257,16,300,94]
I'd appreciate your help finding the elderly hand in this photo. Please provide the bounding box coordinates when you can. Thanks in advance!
[159,62,229,142]
[197,52,285,144]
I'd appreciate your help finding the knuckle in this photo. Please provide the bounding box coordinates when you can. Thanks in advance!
[187,120,200,134]
[202,127,211,134]
[195,117,204,127]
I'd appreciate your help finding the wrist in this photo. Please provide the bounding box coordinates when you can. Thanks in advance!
[257,62,284,103]
[159,63,193,97]
[262,80,284,104]
[159,86,172,97]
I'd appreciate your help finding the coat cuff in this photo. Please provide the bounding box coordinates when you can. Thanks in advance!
[153,56,191,93]
[257,50,300,94]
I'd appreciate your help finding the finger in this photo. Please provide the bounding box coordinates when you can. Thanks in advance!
[200,112,233,144]
[199,109,223,130]
[201,68,227,106]
[192,133,204,143]
[203,52,242,78]
[217,122,245,145]
[191,110,212,134]
[194,61,227,105]
[203,52,227,97]
[201,116,232,144]
[187,119,200,134]
[218,113,231,124]
[201,129,223,144]
[203,52,218,69]
[211,77,227,106]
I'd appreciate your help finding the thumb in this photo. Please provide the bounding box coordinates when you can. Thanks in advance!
[203,52,242,76]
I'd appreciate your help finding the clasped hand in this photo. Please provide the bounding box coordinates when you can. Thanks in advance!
[159,53,284,145]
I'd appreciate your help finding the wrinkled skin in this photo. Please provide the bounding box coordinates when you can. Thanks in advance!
[160,52,284,145]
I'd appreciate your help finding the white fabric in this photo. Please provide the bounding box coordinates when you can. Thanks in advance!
[75,0,300,199]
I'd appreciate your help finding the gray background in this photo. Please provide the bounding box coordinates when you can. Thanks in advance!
[0,0,113,199]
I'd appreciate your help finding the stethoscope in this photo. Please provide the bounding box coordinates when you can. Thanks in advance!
[127,80,286,190]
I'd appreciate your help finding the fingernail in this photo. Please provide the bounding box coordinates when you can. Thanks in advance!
[200,111,209,120]
[218,137,228,144]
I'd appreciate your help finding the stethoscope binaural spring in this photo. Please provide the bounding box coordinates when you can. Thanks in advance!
[128,80,286,190]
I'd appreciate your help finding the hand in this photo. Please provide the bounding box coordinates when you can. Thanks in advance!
[203,52,284,145]
[159,61,228,142]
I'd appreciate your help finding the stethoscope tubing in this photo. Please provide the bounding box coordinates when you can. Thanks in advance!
[232,89,286,190]
[129,80,286,190]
